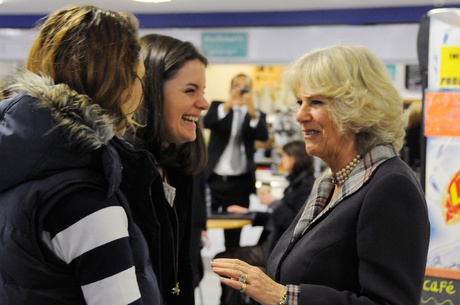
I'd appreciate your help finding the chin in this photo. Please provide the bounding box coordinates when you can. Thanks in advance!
[177,136,196,145]
[186,136,197,143]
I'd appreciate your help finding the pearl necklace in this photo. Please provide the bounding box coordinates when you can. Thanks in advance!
[330,155,361,186]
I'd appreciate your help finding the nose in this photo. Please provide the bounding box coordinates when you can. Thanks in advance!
[197,95,209,111]
[295,104,312,123]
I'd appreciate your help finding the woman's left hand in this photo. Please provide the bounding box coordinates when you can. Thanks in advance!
[210,258,286,305]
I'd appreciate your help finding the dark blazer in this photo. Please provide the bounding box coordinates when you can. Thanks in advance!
[267,158,429,305]
[203,101,269,191]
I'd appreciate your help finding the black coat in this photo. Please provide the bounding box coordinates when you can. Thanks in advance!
[267,158,429,305]
[124,137,195,305]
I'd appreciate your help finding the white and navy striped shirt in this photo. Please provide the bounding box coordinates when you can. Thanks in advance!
[42,189,143,305]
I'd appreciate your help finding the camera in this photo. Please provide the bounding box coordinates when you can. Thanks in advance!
[240,86,250,96]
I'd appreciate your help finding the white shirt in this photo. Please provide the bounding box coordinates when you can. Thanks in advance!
[213,104,260,176]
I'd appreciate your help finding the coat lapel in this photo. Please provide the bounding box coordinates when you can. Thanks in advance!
[292,144,398,240]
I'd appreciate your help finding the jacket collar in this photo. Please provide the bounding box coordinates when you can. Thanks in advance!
[0,71,116,192]
[7,70,115,150]
[292,144,397,240]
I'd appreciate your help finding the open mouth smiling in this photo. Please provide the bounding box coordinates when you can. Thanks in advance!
[303,130,320,135]
[182,115,199,124]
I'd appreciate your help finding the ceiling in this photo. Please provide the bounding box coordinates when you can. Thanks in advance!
[1,0,460,15]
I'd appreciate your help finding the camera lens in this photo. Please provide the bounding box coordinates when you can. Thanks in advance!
[241,87,250,96]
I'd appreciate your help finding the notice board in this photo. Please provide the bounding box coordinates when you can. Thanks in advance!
[421,267,460,304]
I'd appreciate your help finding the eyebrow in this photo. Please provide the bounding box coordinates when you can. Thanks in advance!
[186,83,199,89]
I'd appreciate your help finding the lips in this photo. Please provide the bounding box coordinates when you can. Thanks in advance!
[182,115,199,123]
[303,129,320,135]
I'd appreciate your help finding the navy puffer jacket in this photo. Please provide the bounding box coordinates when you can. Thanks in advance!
[0,71,162,304]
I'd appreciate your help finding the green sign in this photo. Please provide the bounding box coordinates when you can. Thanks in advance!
[201,33,247,57]
[386,64,396,82]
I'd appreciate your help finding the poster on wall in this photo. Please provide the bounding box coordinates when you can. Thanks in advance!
[425,136,460,269]
[424,91,460,137]
[428,9,460,89]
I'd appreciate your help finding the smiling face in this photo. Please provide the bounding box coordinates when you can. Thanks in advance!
[295,92,356,171]
[162,59,209,146]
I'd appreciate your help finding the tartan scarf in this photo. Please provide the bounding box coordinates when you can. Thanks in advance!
[292,144,398,241]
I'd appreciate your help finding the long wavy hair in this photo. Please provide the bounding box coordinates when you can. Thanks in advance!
[135,34,208,175]
[26,5,141,133]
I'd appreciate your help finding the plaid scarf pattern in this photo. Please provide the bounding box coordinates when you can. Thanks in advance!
[292,144,398,241]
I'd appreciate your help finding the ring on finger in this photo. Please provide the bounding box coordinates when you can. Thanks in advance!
[238,273,248,284]
[239,282,247,293]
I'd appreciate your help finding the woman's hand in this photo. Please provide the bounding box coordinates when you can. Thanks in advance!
[210,258,286,305]
[226,205,249,214]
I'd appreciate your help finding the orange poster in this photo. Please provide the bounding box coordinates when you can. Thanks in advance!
[424,92,460,137]
[250,65,283,91]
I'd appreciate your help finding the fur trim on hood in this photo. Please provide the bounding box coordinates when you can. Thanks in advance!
[0,71,119,192]
[8,70,115,150]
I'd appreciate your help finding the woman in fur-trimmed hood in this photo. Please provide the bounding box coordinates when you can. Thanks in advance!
[0,5,162,305]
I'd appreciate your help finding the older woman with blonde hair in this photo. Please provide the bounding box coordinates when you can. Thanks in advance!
[211,45,429,305]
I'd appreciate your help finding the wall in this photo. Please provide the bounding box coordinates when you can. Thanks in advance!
[0,23,424,101]
[1,24,420,63]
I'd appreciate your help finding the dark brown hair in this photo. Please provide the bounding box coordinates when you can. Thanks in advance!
[282,140,314,178]
[136,34,208,175]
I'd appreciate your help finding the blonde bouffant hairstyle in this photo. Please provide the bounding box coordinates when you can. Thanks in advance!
[285,45,407,155]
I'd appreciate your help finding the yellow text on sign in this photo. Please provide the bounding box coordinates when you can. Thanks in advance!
[439,46,460,87]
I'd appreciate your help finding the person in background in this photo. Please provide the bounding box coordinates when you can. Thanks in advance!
[226,140,315,261]
[0,5,161,304]
[203,73,269,250]
[403,100,422,171]
[215,140,315,305]
[211,45,429,305]
[129,33,209,305]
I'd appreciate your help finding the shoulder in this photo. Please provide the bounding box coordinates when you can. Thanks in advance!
[45,188,123,233]
[207,100,224,112]
[359,157,425,208]
[1,93,50,124]
[371,157,420,186]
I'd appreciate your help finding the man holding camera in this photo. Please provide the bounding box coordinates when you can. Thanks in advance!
[203,73,269,250]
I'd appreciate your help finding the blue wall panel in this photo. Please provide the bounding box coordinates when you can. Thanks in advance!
[1,5,460,28]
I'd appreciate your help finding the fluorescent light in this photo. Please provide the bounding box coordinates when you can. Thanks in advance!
[132,0,171,3]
